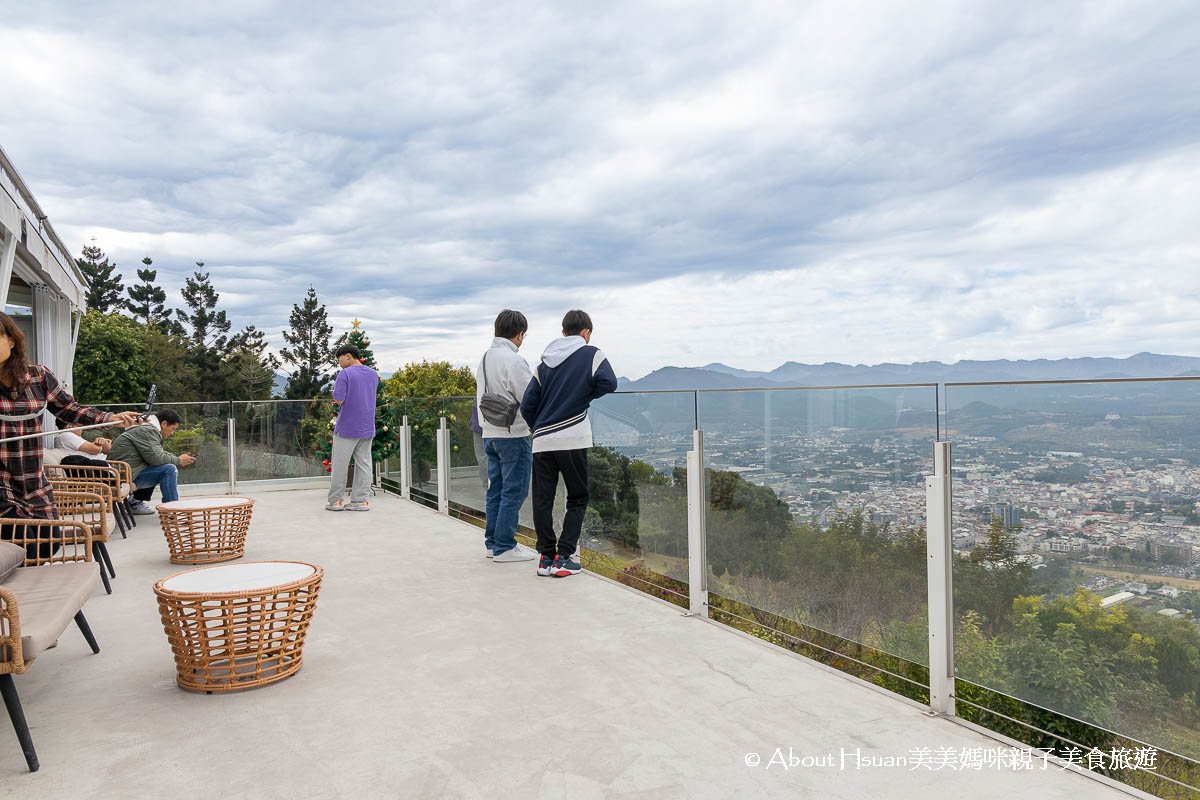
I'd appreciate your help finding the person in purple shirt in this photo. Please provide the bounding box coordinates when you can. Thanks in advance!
[326,344,381,511]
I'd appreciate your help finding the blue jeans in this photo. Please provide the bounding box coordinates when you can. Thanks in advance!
[484,437,532,555]
[134,463,179,503]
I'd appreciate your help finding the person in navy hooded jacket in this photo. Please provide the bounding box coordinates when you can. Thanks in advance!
[520,310,618,577]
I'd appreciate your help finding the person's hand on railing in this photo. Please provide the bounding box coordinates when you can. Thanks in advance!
[109,411,143,427]
[180,453,197,467]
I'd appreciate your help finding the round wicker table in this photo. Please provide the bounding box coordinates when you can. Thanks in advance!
[154,561,324,692]
[157,496,254,564]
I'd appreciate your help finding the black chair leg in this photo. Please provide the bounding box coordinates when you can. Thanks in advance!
[96,542,116,578]
[74,611,100,654]
[123,498,138,528]
[113,507,128,539]
[0,674,38,772]
[96,556,111,595]
[94,542,114,578]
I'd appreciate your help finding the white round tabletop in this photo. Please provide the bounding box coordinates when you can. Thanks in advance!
[160,561,315,593]
[158,496,252,511]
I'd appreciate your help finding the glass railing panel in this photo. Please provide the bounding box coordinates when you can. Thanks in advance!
[94,401,231,486]
[947,378,1200,778]
[380,398,407,484]
[581,390,697,605]
[439,390,695,604]
[406,396,443,508]
[444,395,488,521]
[443,394,538,534]
[699,385,937,693]
[231,399,335,482]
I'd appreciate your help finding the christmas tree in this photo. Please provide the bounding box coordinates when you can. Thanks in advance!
[316,319,403,474]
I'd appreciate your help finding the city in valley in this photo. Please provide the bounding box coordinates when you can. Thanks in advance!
[599,393,1200,626]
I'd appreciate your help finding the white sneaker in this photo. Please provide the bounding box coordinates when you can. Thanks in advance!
[129,500,155,516]
[346,501,369,512]
[493,546,535,563]
[486,547,494,559]
[325,500,344,512]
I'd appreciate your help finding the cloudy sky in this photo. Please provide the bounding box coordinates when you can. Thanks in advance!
[3,1,1199,379]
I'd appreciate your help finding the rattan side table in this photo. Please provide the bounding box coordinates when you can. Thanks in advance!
[154,561,323,692]
[157,496,254,563]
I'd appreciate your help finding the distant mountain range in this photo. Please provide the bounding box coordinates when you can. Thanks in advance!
[618,353,1200,391]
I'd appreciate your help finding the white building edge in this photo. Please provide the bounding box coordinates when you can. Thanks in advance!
[0,144,87,393]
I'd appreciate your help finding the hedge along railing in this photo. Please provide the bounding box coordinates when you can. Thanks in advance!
[94,380,1200,799]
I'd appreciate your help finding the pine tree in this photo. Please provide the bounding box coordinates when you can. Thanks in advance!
[280,286,334,399]
[173,264,231,353]
[226,325,281,400]
[76,241,125,313]
[171,264,233,398]
[126,256,168,328]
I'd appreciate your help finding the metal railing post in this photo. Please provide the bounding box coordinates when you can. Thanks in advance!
[400,415,411,500]
[436,415,450,514]
[925,440,955,716]
[227,415,237,494]
[686,428,708,617]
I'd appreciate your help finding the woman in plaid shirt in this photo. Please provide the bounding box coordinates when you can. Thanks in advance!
[0,313,141,534]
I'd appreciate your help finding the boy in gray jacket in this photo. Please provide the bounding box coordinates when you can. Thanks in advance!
[476,310,535,562]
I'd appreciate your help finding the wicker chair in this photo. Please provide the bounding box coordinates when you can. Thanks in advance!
[48,474,120,543]
[51,486,115,594]
[107,460,136,528]
[0,519,101,772]
[46,461,135,537]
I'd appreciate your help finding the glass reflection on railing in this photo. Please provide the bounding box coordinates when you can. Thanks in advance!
[437,391,696,605]
[94,401,231,486]
[231,399,335,481]
[379,397,407,484]
[406,396,443,508]
[947,378,1200,768]
[444,396,494,516]
[698,386,937,677]
[581,391,697,605]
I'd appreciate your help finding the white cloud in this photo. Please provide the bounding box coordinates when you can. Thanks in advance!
[1,0,1198,381]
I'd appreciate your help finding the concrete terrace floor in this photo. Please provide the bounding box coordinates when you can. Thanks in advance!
[2,487,1131,800]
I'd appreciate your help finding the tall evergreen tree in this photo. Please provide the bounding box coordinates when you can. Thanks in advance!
[173,264,231,352]
[280,286,334,399]
[172,264,233,398]
[126,256,168,327]
[226,325,281,400]
[76,241,125,313]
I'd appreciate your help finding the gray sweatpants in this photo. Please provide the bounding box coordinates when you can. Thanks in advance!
[472,432,488,488]
[328,435,374,504]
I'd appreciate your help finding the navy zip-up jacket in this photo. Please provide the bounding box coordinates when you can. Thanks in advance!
[520,336,618,453]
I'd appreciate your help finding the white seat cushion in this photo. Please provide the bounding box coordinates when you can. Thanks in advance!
[3,563,101,663]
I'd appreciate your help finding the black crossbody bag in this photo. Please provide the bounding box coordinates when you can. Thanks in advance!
[478,351,520,431]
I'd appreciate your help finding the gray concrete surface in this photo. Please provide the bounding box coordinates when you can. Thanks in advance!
[1,488,1131,799]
